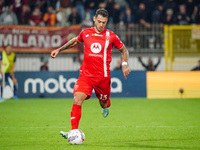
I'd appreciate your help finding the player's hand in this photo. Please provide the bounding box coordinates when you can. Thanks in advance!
[10,71,14,77]
[51,49,60,58]
[122,65,131,79]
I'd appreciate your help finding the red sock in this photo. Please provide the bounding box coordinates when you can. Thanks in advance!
[107,99,111,108]
[71,104,81,130]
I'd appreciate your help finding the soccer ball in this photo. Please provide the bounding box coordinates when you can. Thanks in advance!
[68,129,85,145]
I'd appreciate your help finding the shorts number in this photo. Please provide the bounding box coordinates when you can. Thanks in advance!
[100,94,107,101]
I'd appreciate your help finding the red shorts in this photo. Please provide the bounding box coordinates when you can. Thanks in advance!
[73,75,111,102]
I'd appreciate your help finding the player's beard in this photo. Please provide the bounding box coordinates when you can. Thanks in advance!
[95,24,104,32]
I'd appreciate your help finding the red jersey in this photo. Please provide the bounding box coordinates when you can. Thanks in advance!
[77,27,124,77]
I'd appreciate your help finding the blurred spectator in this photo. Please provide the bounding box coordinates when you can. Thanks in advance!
[40,61,49,71]
[3,0,12,7]
[72,0,85,22]
[56,7,63,26]
[18,4,31,25]
[29,0,48,14]
[29,7,44,26]
[56,0,71,27]
[191,60,200,71]
[112,3,121,29]
[162,9,176,25]
[185,0,198,23]
[43,6,57,26]
[163,0,179,16]
[36,0,48,14]
[0,0,3,15]
[106,0,115,26]
[196,9,200,24]
[68,7,81,25]
[124,7,135,28]
[138,54,161,71]
[0,0,199,27]
[115,0,127,12]
[114,59,122,70]
[48,0,58,10]
[125,0,140,14]
[136,2,151,49]
[123,7,135,47]
[176,4,191,25]
[82,7,93,26]
[145,0,160,13]
[136,2,151,28]
[0,5,18,25]
[99,2,106,9]
[106,0,115,16]
[84,0,100,21]
[39,61,48,98]
[115,0,127,8]
[152,4,164,24]
[12,0,29,21]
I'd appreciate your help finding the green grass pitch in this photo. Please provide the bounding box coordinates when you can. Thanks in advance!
[0,98,200,150]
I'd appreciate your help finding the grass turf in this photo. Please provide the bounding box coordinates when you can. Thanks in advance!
[0,98,200,150]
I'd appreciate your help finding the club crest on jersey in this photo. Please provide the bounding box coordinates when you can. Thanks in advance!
[90,43,102,53]
[92,33,103,37]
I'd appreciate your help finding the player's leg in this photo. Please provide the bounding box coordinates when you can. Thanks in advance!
[71,76,93,130]
[0,73,8,99]
[100,99,110,118]
[99,98,111,108]
[71,92,87,130]
[60,75,93,139]
[60,92,87,139]
[0,82,3,99]
[10,72,18,99]
[94,77,111,117]
[100,97,111,118]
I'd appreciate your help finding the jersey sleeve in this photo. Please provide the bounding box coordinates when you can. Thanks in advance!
[113,34,124,50]
[77,30,84,43]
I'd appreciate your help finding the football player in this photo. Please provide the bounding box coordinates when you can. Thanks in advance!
[51,8,131,138]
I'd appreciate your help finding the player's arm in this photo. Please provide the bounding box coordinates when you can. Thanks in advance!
[0,53,3,76]
[51,37,80,58]
[138,54,147,68]
[119,46,131,79]
[10,63,17,84]
[10,63,15,76]
[0,60,2,76]
[10,54,16,77]
[154,55,161,69]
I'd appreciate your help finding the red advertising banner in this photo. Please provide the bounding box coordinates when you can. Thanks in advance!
[0,25,81,53]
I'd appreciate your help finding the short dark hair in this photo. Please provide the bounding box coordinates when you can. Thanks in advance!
[95,8,109,18]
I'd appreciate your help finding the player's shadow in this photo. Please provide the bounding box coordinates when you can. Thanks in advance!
[88,138,198,149]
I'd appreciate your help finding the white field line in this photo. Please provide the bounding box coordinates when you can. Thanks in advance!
[97,126,200,128]
[0,126,199,129]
